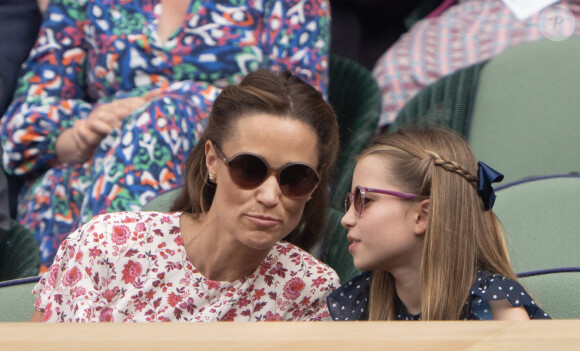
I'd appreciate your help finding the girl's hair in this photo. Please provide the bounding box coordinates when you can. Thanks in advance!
[363,127,516,320]
[172,70,339,252]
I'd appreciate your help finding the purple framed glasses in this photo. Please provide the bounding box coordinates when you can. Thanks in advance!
[345,185,419,216]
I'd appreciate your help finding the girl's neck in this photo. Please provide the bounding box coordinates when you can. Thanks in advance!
[179,213,270,282]
[391,267,422,315]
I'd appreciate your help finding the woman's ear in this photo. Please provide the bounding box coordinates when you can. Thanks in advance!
[413,199,430,236]
[205,140,218,176]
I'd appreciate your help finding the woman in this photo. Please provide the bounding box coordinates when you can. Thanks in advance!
[327,128,549,320]
[31,70,340,322]
[0,0,331,270]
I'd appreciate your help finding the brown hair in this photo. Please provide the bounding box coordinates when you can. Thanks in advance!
[362,128,516,320]
[172,70,339,252]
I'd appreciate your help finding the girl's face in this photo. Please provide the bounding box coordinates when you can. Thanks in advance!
[205,113,319,252]
[341,154,426,272]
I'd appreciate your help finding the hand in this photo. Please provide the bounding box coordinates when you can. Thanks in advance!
[55,97,148,163]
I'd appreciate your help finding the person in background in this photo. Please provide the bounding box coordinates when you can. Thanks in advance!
[327,128,549,320]
[373,0,580,129]
[1,0,331,271]
[31,69,340,322]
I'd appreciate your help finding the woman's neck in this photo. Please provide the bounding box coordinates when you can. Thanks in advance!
[179,213,271,282]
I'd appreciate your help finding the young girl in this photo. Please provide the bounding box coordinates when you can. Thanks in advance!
[327,128,549,320]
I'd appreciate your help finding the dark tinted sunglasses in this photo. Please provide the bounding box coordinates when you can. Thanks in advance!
[212,142,320,198]
[345,185,419,216]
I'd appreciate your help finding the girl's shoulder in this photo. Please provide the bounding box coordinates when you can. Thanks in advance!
[469,270,550,320]
[326,271,372,321]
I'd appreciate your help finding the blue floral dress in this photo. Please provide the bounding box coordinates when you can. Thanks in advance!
[327,270,550,320]
[0,0,330,270]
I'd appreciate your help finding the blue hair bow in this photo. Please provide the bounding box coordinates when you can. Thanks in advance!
[477,161,504,211]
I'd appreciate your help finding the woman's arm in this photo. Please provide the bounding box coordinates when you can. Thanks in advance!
[30,309,43,322]
[490,299,530,320]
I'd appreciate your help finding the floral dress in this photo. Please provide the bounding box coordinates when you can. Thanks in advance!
[0,0,331,270]
[33,211,339,322]
[327,271,550,320]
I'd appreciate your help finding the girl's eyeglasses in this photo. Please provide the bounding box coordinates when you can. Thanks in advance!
[212,142,320,198]
[345,185,419,216]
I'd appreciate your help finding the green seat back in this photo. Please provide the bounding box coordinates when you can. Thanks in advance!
[519,271,580,319]
[469,37,580,184]
[0,220,40,281]
[141,188,181,212]
[327,54,382,210]
[0,278,39,322]
[493,176,580,273]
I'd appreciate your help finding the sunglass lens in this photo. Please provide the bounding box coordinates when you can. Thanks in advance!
[228,154,268,188]
[279,164,319,197]
[354,187,362,215]
[345,193,352,213]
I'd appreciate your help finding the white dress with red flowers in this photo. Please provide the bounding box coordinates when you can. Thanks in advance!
[32,211,339,322]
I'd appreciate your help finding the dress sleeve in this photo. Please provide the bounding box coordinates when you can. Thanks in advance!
[1,0,92,176]
[32,221,87,317]
[470,271,551,320]
[326,271,371,321]
[260,0,330,96]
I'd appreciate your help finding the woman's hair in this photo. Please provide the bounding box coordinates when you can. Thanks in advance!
[362,127,516,320]
[172,70,339,252]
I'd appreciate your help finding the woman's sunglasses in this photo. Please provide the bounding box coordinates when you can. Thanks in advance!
[345,185,419,216]
[212,142,320,198]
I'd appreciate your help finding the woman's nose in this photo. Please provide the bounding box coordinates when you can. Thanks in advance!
[256,174,282,206]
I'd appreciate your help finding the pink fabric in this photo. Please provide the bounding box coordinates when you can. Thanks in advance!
[33,211,339,322]
[373,0,580,127]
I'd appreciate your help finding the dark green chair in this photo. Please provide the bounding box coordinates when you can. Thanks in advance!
[0,220,40,281]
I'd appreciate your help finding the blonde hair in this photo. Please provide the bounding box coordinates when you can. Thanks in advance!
[363,128,516,320]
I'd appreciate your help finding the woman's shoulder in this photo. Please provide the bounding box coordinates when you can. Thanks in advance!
[470,270,550,319]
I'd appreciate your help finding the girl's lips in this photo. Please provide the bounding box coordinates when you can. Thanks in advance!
[347,235,360,252]
[246,214,280,227]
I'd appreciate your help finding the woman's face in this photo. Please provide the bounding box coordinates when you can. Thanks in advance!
[341,155,425,272]
[206,113,319,251]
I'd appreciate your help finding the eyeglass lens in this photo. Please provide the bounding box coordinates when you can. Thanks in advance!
[226,153,319,198]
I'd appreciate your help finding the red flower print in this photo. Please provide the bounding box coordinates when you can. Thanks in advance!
[282,277,305,300]
[174,235,183,247]
[136,222,146,232]
[103,288,118,303]
[253,288,266,301]
[41,304,52,322]
[62,266,82,287]
[221,309,238,321]
[89,246,102,259]
[111,225,131,245]
[205,280,221,290]
[99,307,114,322]
[311,276,327,288]
[121,260,142,284]
[263,311,282,321]
[167,292,183,307]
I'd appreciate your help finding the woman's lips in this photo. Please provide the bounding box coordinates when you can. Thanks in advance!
[246,214,281,227]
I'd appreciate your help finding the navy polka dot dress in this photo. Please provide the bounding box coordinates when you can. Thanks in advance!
[327,270,550,320]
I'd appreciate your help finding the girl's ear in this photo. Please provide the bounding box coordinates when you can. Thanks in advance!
[414,199,430,236]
